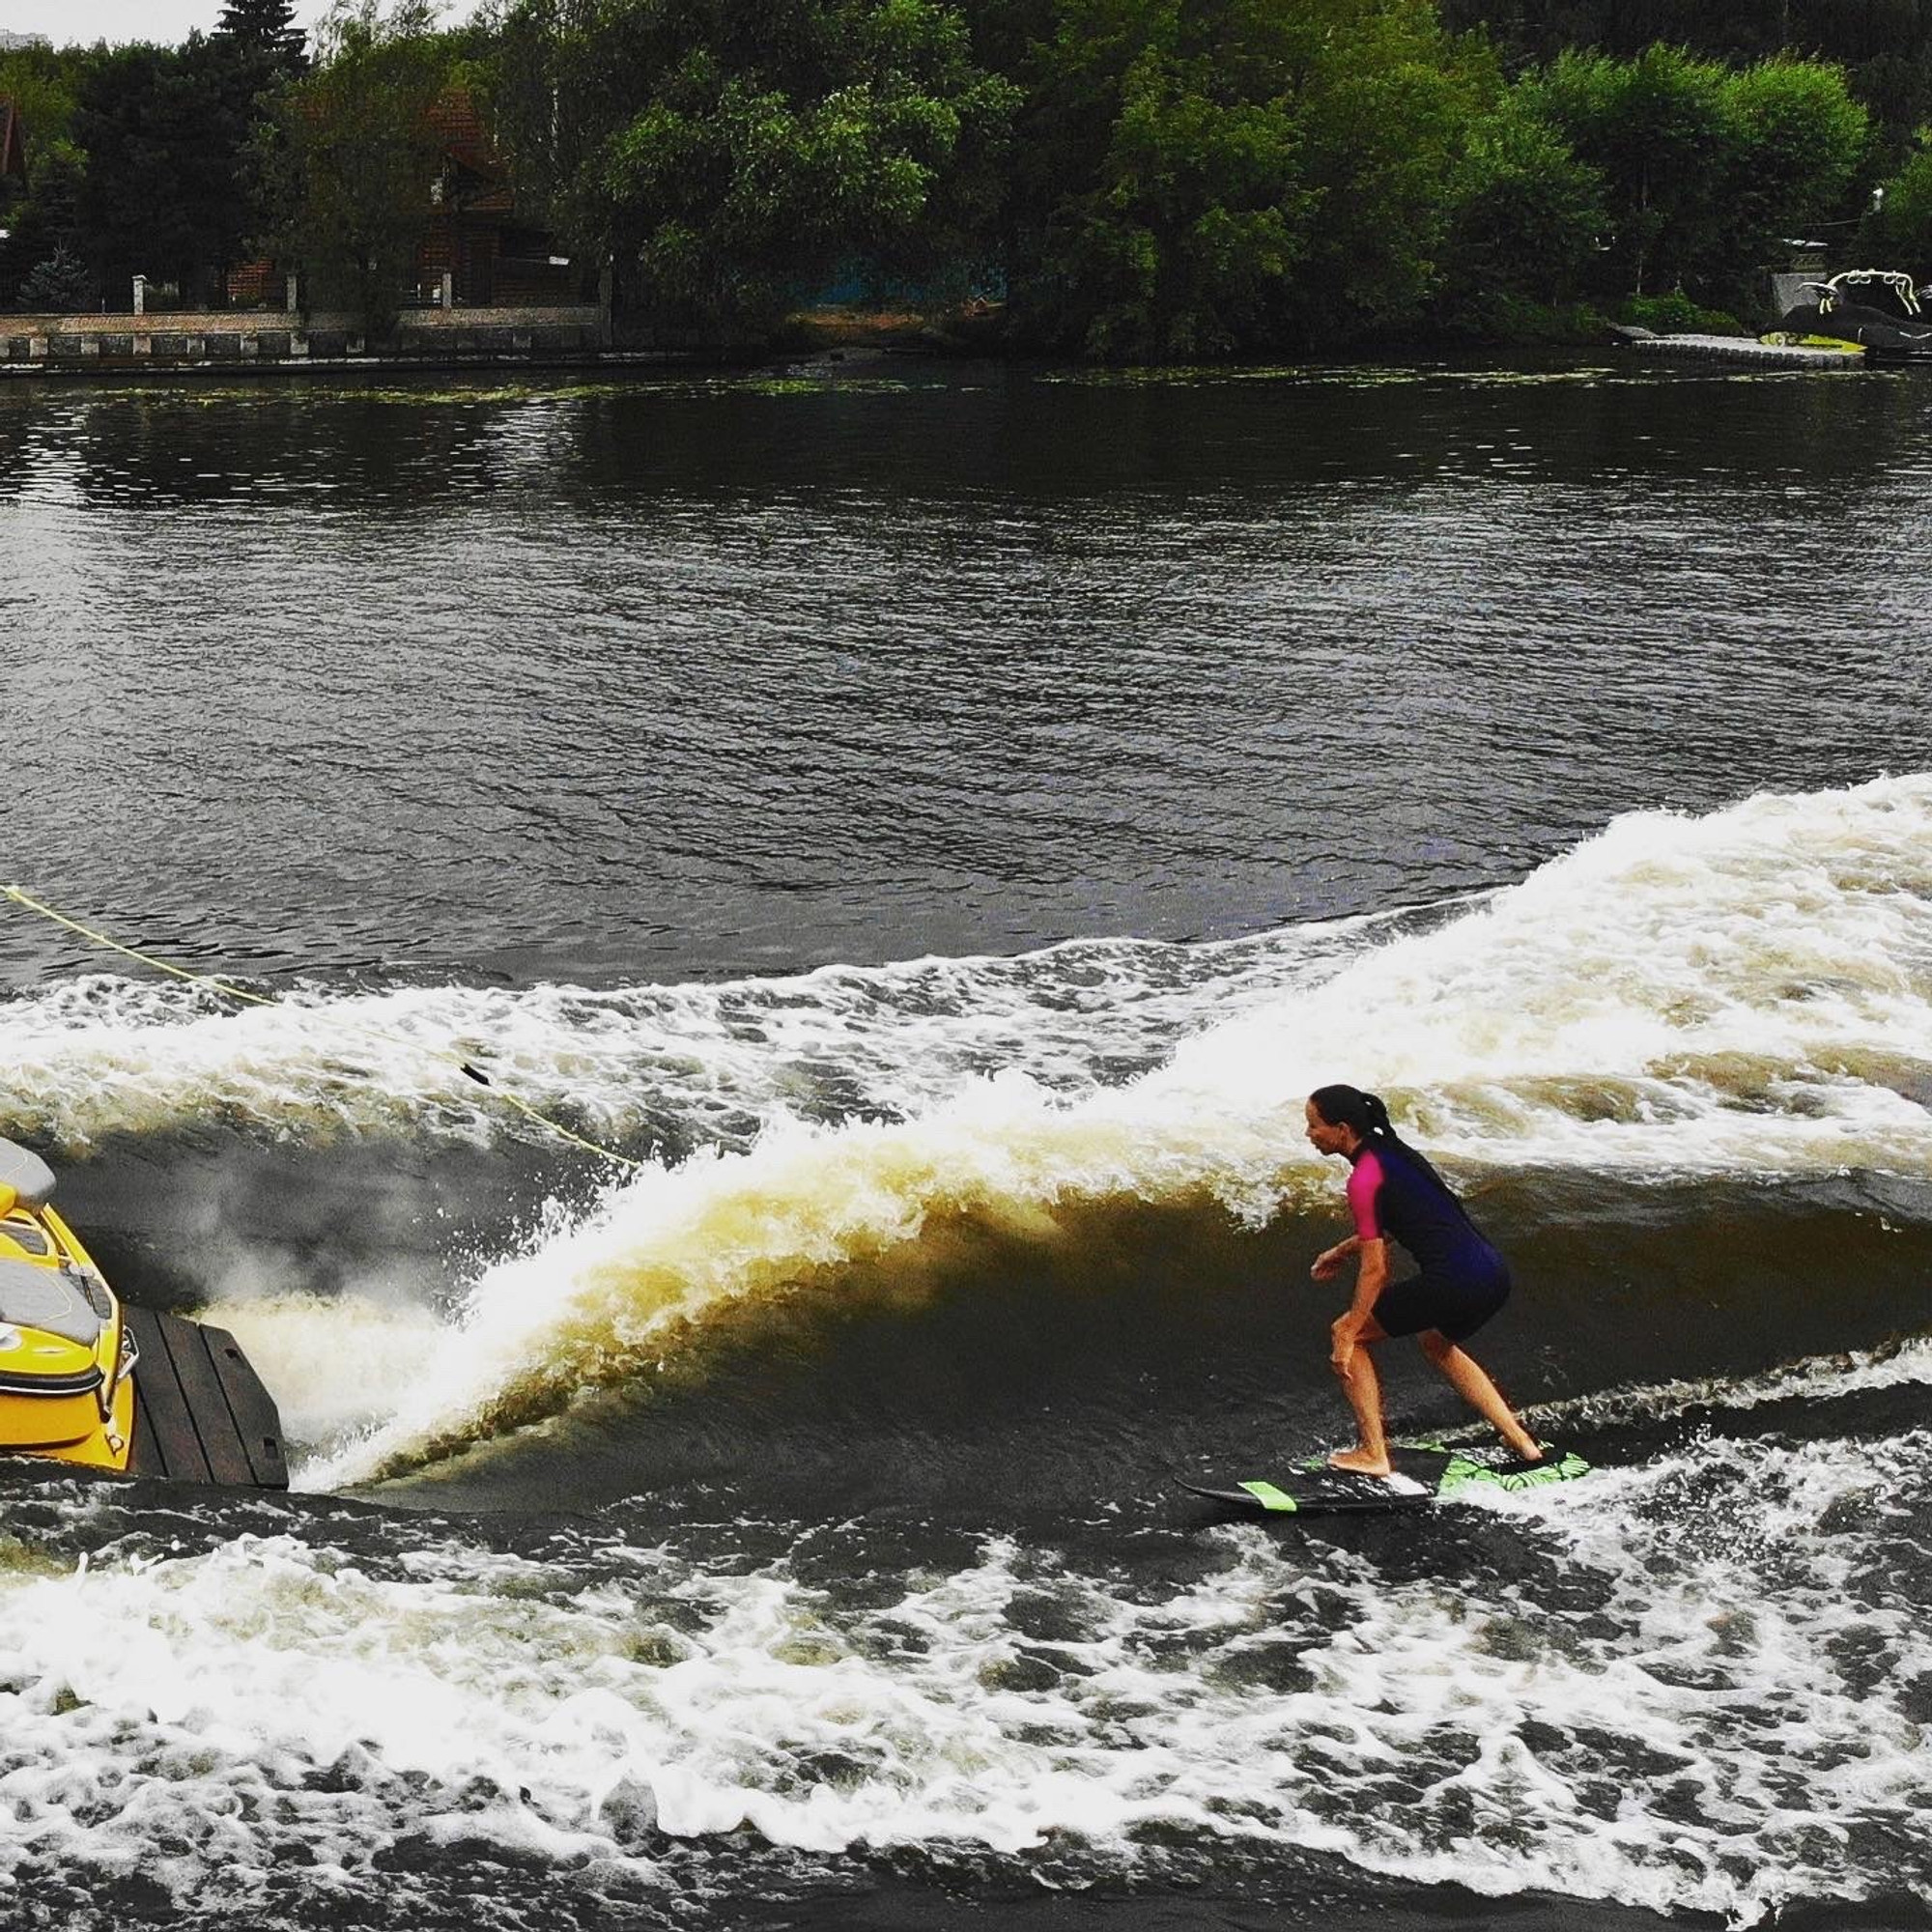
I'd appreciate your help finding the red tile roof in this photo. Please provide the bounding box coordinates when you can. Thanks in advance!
[427,89,493,172]
[426,88,514,215]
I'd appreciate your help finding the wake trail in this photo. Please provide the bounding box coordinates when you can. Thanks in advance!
[273,774,1932,1483]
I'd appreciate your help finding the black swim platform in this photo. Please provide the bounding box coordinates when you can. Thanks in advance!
[124,1306,289,1490]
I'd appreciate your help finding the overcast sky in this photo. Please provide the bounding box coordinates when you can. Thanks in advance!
[0,2,470,48]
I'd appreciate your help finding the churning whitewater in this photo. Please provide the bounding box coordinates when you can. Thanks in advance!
[1,1331,1928,1928]
[15,773,1918,1483]
[2,775,1929,1932]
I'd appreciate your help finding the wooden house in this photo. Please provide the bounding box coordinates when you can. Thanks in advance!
[419,90,576,308]
[228,87,577,312]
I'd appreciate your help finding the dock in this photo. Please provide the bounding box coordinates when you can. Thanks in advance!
[124,1306,290,1490]
[1615,329,1862,369]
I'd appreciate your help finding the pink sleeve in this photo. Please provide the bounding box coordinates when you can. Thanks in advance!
[1347,1151,1384,1242]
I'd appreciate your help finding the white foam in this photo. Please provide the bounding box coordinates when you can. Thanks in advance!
[5,776,1924,1183]
[211,1296,454,1454]
[5,1419,1926,1919]
[1161,769,1932,1183]
[0,917,1372,1153]
[7,776,1932,1474]
[1527,1328,1932,1436]
[306,775,1932,1480]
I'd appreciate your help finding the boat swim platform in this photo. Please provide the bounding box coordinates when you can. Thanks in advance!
[1615,329,1862,370]
[124,1305,290,1490]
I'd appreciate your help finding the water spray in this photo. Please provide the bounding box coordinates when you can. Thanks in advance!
[0,882,643,1171]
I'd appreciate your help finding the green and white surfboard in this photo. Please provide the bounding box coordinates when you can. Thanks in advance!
[1177,1444,1593,1516]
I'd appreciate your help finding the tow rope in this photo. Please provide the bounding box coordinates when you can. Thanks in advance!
[2,883,642,1172]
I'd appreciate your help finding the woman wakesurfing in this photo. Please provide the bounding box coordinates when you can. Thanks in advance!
[1305,1084,1543,1477]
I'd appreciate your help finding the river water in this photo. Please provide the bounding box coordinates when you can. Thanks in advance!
[1,356,1929,1931]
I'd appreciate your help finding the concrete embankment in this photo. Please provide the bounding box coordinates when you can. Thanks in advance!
[0,303,695,378]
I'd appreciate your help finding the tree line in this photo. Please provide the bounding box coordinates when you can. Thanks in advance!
[4,0,1931,355]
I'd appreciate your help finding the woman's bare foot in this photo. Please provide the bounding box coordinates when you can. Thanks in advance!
[1328,1446,1394,1478]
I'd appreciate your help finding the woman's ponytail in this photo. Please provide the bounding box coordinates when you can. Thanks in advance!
[1308,1084,1396,1142]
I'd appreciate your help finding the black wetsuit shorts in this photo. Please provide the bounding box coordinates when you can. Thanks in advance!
[1372,1264,1511,1343]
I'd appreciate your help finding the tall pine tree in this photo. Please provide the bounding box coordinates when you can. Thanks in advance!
[71,3,309,304]
[206,0,310,295]
[215,0,310,71]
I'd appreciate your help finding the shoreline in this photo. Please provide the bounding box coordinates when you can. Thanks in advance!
[0,313,1840,386]
[0,346,710,383]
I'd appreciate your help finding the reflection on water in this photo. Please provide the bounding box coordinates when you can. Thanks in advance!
[3,360,1929,988]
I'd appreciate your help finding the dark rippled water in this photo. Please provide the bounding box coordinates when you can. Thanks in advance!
[2,357,1930,1932]
[3,358,1928,984]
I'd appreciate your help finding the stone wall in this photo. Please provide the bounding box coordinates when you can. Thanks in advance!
[0,304,611,369]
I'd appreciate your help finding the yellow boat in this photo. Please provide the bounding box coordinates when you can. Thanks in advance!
[0,1140,135,1470]
[0,1139,286,1488]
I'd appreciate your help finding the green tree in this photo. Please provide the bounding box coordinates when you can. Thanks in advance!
[1,142,86,307]
[1716,57,1866,288]
[485,0,605,222]
[216,0,311,70]
[1439,0,1790,65]
[73,44,197,297]
[1441,0,1932,161]
[204,0,313,288]
[0,46,88,306]
[1862,136,1932,272]
[1441,82,1606,318]
[488,0,1018,339]
[1008,0,1474,358]
[1525,45,1731,294]
[1523,45,1866,308]
[1029,14,1314,358]
[257,2,454,335]
[71,26,305,305]
[1291,0,1479,337]
[0,42,89,155]
[15,240,93,312]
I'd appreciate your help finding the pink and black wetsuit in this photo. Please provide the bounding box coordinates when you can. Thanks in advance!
[1346,1137,1511,1342]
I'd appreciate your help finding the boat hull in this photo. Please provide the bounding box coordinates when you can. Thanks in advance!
[0,1185,287,1491]
[0,1199,136,1472]
[0,1370,134,1462]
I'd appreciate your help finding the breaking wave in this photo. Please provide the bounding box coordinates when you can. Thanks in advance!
[298,773,1932,1482]
[4,775,1930,1480]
